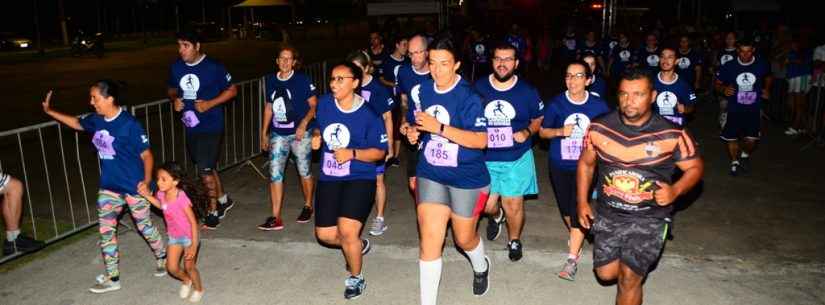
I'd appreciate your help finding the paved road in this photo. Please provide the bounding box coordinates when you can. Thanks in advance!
[1,100,824,304]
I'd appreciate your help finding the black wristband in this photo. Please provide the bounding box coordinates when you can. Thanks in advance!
[439,123,446,135]
[352,149,356,160]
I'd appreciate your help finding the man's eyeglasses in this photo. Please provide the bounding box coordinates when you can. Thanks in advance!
[564,73,587,80]
[493,57,516,63]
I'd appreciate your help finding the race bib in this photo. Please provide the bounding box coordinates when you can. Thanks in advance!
[92,130,116,159]
[424,140,459,167]
[182,111,200,128]
[560,138,583,160]
[273,121,294,129]
[322,152,350,177]
[487,127,514,148]
[663,115,683,125]
[659,106,675,116]
[737,91,757,105]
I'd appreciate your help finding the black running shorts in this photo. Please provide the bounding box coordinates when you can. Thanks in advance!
[314,180,376,227]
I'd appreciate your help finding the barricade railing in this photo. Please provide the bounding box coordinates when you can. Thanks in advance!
[0,61,328,264]
[801,74,825,150]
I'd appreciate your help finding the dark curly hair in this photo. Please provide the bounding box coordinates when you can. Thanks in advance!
[158,162,209,221]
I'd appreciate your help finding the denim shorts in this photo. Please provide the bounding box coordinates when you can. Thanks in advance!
[168,236,193,247]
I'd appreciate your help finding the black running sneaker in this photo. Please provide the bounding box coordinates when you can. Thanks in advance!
[738,156,751,173]
[508,239,523,262]
[473,256,491,296]
[2,235,45,255]
[486,207,504,241]
[344,276,366,299]
[203,211,220,230]
[217,197,235,219]
[296,206,313,224]
[257,216,284,231]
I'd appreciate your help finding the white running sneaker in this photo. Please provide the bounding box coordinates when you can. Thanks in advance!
[154,257,167,277]
[189,290,204,303]
[179,282,192,299]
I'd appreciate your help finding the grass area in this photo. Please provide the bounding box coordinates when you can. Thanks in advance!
[0,226,96,273]
[0,216,95,271]
[0,37,175,64]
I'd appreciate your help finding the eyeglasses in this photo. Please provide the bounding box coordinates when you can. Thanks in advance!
[493,57,515,63]
[330,76,355,83]
[564,73,587,80]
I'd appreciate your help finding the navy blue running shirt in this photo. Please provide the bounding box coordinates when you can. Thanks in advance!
[315,94,387,181]
[80,109,151,195]
[474,75,543,162]
[653,72,696,126]
[168,56,232,134]
[542,91,610,171]
[411,77,490,188]
[264,71,317,135]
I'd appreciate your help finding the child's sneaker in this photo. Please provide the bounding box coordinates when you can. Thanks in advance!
[89,275,121,294]
[179,282,192,299]
[189,290,204,303]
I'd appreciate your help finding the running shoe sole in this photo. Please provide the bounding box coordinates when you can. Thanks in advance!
[256,225,284,231]
[218,202,234,219]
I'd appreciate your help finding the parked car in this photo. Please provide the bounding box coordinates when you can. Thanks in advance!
[0,33,33,51]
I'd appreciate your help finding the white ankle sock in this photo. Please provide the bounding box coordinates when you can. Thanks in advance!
[420,258,442,305]
[6,230,20,241]
[465,239,488,272]
[218,194,228,204]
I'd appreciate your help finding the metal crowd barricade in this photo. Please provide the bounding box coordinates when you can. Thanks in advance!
[0,119,101,264]
[801,74,825,151]
[0,61,328,264]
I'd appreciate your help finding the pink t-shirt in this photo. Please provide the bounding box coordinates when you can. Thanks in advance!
[157,190,193,239]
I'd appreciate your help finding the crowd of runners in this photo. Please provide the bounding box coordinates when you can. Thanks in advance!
[3,16,821,305]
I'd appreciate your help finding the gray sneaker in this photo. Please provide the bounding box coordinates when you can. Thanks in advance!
[368,217,388,236]
[89,275,121,294]
[154,257,167,277]
[558,257,579,281]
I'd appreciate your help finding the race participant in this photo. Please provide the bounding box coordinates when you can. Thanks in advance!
[607,32,634,81]
[167,31,237,229]
[347,51,396,236]
[540,61,609,281]
[367,31,387,74]
[379,36,409,166]
[714,32,738,128]
[784,38,813,136]
[258,46,318,231]
[474,43,543,261]
[716,39,771,176]
[43,83,167,293]
[397,34,433,198]
[311,62,388,300]
[578,68,704,305]
[655,46,697,126]
[559,29,579,65]
[578,30,606,71]
[636,33,661,74]
[676,34,704,90]
[582,52,608,98]
[406,38,492,304]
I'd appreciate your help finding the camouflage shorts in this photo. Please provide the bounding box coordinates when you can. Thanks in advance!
[592,214,668,276]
